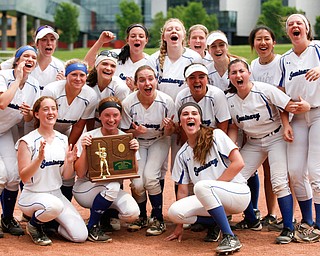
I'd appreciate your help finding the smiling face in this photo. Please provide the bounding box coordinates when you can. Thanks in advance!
[208,39,228,61]
[253,29,275,59]
[163,20,186,47]
[179,105,201,137]
[36,33,57,57]
[127,27,148,55]
[286,15,308,43]
[186,71,208,102]
[188,29,207,56]
[99,107,122,135]
[35,98,58,127]
[135,67,157,98]
[66,70,87,91]
[96,59,116,81]
[16,50,37,73]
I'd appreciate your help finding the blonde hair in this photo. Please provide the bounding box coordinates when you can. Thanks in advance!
[188,24,209,41]
[159,18,186,71]
[65,58,88,69]
[194,126,214,165]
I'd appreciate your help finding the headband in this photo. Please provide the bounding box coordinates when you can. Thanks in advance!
[65,63,88,77]
[286,14,309,33]
[15,46,37,59]
[178,102,203,122]
[98,101,122,115]
[126,24,149,37]
[184,63,208,78]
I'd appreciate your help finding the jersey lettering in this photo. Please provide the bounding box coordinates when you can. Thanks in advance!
[194,158,218,176]
[119,73,126,81]
[40,159,64,169]
[158,76,184,87]
[289,69,309,80]
[236,113,260,123]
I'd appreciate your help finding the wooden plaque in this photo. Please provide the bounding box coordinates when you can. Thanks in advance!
[86,133,139,182]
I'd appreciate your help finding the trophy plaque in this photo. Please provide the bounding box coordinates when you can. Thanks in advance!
[86,133,139,182]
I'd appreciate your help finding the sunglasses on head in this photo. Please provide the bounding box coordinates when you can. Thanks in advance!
[98,50,119,59]
[35,25,54,35]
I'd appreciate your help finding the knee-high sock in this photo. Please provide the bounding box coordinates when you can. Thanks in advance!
[1,188,18,218]
[315,203,320,228]
[278,194,294,230]
[149,193,163,221]
[87,193,113,229]
[208,206,233,235]
[298,199,313,226]
[244,201,258,223]
[247,171,260,210]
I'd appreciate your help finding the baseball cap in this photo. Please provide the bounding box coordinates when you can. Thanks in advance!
[35,25,59,42]
[184,63,208,78]
[206,32,228,46]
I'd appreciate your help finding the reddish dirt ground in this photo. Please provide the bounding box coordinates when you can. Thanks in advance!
[0,168,318,256]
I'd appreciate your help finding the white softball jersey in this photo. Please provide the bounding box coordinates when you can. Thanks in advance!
[202,51,213,67]
[172,128,246,185]
[42,80,97,136]
[250,54,281,85]
[278,41,320,107]
[15,129,68,192]
[113,49,149,82]
[0,69,40,136]
[120,90,176,140]
[226,81,290,138]
[146,48,203,101]
[175,86,231,127]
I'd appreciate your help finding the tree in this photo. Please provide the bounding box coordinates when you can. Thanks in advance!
[148,12,166,48]
[183,2,209,30]
[314,16,320,38]
[54,2,79,50]
[115,0,143,40]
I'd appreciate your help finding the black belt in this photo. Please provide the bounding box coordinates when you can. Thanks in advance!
[138,135,162,141]
[249,125,281,140]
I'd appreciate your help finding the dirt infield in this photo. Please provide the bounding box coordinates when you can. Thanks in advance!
[0,168,318,256]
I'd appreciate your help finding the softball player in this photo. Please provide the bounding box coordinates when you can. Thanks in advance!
[73,97,140,242]
[187,24,212,67]
[16,96,87,246]
[120,65,176,236]
[42,59,97,201]
[166,102,250,255]
[227,59,307,244]
[84,25,149,92]
[0,46,40,238]
[86,50,130,129]
[279,14,320,242]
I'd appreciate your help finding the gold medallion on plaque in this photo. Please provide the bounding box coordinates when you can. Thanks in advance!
[86,133,139,182]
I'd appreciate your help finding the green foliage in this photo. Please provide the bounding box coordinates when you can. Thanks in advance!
[167,5,185,21]
[315,16,320,38]
[115,0,143,40]
[148,12,166,48]
[54,2,80,44]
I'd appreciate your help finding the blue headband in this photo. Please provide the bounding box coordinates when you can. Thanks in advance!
[15,46,37,59]
[65,63,88,76]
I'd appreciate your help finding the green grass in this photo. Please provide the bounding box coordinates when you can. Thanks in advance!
[53,44,292,63]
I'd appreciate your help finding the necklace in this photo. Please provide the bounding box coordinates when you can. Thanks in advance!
[259,54,275,65]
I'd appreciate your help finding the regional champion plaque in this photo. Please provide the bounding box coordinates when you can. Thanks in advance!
[86,133,139,182]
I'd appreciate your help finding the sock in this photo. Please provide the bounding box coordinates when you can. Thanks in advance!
[298,199,313,226]
[243,201,258,223]
[196,216,216,226]
[60,185,73,201]
[87,193,113,230]
[1,188,18,218]
[247,171,260,210]
[278,194,294,230]
[149,193,163,221]
[138,200,147,218]
[208,206,233,235]
[30,213,44,228]
[160,179,165,192]
[314,203,320,228]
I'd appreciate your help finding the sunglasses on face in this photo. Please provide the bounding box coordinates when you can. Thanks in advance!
[35,25,54,35]
[98,50,119,59]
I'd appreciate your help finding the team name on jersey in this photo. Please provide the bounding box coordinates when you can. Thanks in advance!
[8,103,20,110]
[289,69,309,81]
[236,113,260,123]
[119,73,126,81]
[40,159,64,169]
[194,158,218,176]
[158,76,184,87]
[56,119,77,124]
[202,119,211,127]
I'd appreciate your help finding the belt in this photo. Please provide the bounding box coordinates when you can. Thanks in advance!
[249,125,281,140]
[138,135,162,141]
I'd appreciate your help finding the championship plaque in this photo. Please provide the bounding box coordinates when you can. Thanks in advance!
[86,133,139,182]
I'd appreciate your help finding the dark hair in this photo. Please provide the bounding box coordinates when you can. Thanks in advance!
[33,96,58,129]
[248,25,276,51]
[226,59,250,94]
[134,65,156,84]
[86,67,98,87]
[118,24,149,64]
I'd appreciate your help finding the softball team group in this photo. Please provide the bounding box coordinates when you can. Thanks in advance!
[0,13,319,255]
